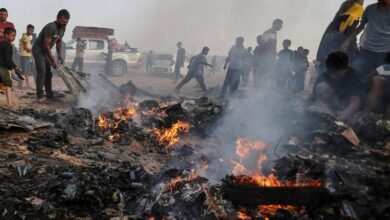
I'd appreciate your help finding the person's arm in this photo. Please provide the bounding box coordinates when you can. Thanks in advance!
[200,61,213,67]
[4,44,16,69]
[56,38,63,64]
[43,36,57,68]
[338,96,360,121]
[341,10,367,51]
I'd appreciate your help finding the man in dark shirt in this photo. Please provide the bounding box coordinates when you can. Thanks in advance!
[0,28,24,107]
[362,52,390,119]
[174,42,186,81]
[308,51,362,121]
[175,47,212,94]
[32,9,70,101]
[275,39,294,88]
[293,48,310,92]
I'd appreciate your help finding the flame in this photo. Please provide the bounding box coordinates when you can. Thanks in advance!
[97,104,138,131]
[152,121,191,147]
[108,134,121,142]
[168,169,198,191]
[98,115,108,130]
[237,211,251,220]
[232,137,323,217]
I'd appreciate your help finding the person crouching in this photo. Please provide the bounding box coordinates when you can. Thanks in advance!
[307,51,362,121]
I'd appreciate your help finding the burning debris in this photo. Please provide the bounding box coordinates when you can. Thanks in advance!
[0,82,389,219]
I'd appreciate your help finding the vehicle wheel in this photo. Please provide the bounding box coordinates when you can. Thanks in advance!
[111,60,127,76]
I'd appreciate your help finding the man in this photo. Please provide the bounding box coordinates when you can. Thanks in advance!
[253,35,265,86]
[242,47,254,87]
[255,19,283,87]
[275,39,294,89]
[219,37,246,98]
[32,9,70,101]
[71,38,86,72]
[175,47,212,94]
[362,52,390,119]
[104,38,115,74]
[174,42,186,81]
[0,28,24,107]
[146,50,154,74]
[316,0,364,74]
[342,0,390,74]
[293,48,310,93]
[19,24,34,90]
[307,51,362,121]
[0,8,14,42]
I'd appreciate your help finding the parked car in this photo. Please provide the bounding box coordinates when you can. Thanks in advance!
[151,53,175,74]
[65,38,141,75]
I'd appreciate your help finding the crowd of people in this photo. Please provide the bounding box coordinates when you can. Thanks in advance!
[173,0,390,120]
[0,8,70,107]
[1,0,389,122]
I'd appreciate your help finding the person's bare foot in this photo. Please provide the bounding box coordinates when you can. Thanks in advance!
[7,102,15,108]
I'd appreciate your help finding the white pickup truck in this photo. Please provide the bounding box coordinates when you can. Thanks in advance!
[65,38,141,75]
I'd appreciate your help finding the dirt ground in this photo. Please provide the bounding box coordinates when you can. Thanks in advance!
[0,68,228,111]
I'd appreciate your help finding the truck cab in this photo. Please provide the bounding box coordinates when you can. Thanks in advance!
[64,26,141,75]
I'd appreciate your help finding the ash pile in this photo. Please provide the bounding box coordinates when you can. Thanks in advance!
[0,71,389,219]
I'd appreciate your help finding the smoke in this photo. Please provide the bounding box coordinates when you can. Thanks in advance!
[77,73,121,113]
[124,0,376,59]
[4,0,376,60]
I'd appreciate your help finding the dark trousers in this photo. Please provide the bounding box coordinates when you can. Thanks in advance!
[174,63,183,80]
[176,71,206,92]
[71,57,84,72]
[33,50,53,99]
[292,71,306,93]
[351,48,387,74]
[220,68,241,97]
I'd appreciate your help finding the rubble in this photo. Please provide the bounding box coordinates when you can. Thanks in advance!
[0,106,54,131]
[0,90,389,219]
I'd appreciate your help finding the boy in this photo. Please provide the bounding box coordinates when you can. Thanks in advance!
[19,24,34,90]
[0,27,24,107]
[307,51,362,121]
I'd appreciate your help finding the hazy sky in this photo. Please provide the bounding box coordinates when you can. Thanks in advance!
[2,0,376,59]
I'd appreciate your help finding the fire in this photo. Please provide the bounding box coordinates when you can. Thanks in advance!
[232,137,323,217]
[168,169,198,191]
[236,138,266,158]
[237,211,251,220]
[108,134,121,142]
[98,115,108,130]
[97,104,138,132]
[152,121,191,147]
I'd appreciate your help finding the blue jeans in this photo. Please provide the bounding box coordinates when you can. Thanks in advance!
[351,48,387,75]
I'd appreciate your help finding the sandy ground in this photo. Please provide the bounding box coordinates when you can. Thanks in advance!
[0,68,230,111]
